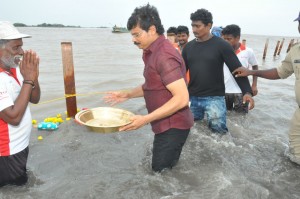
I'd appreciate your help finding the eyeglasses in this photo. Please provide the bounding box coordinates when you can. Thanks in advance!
[132,31,144,38]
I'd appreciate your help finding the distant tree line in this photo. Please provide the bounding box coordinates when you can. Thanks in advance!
[14,23,27,27]
[13,23,81,28]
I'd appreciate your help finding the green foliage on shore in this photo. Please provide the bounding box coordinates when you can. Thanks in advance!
[14,23,27,27]
[36,23,81,28]
[13,22,81,28]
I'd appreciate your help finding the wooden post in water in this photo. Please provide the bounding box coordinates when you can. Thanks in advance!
[277,38,285,55]
[286,39,294,53]
[273,40,280,57]
[61,42,78,118]
[263,38,269,60]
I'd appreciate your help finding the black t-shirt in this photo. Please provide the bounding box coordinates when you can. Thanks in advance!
[182,36,252,97]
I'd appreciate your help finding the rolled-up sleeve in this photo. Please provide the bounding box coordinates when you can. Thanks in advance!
[158,58,184,86]
[277,49,295,79]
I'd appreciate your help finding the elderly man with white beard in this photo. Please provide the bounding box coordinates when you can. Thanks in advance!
[0,21,40,187]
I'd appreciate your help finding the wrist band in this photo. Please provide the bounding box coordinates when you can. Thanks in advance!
[23,80,35,89]
[244,92,253,97]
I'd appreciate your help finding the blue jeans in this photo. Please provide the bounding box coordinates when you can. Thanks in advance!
[190,96,228,133]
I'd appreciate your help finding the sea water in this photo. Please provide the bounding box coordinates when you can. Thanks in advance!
[0,27,300,199]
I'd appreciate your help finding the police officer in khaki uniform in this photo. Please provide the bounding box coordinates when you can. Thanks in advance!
[233,12,300,164]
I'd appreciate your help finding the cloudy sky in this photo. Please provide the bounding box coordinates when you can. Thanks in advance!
[1,0,299,36]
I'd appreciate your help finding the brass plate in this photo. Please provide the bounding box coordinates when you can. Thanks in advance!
[75,107,134,133]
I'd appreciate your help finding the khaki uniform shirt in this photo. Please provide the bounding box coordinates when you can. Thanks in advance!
[277,43,300,106]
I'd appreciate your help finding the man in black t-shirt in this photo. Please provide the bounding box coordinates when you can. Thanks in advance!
[182,9,254,133]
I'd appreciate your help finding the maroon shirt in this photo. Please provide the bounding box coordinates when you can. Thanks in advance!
[142,35,194,134]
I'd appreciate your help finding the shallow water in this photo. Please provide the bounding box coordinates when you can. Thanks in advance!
[1,27,300,199]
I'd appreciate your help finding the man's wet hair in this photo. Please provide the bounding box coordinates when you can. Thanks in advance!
[177,25,189,36]
[190,9,213,26]
[127,3,164,35]
[221,24,241,38]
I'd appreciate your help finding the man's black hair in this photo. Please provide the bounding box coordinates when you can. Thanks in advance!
[190,8,213,25]
[177,25,189,36]
[127,3,164,35]
[221,24,241,38]
[167,26,177,34]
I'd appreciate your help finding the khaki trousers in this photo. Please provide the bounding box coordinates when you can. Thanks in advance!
[289,108,300,159]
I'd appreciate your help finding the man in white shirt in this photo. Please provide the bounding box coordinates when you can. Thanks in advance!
[222,24,258,113]
[0,21,40,186]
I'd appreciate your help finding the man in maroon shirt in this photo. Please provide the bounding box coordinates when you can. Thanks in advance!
[104,4,193,172]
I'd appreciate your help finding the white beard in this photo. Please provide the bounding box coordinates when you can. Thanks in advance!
[0,55,21,69]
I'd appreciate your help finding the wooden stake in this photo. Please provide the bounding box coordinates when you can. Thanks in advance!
[273,40,280,57]
[277,38,285,55]
[61,42,77,118]
[263,39,269,60]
